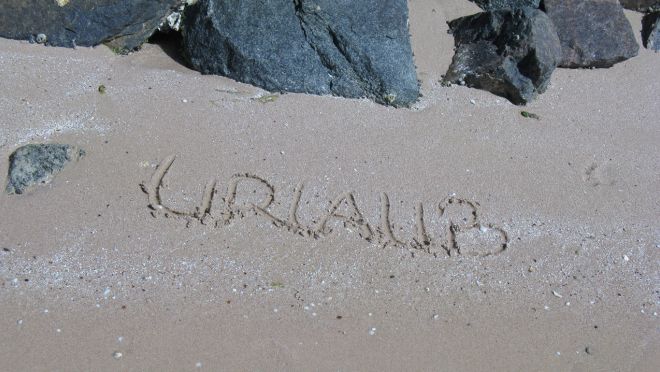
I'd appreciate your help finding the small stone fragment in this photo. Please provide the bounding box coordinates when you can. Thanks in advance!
[543,0,639,68]
[98,84,106,94]
[642,12,660,51]
[6,143,84,195]
[443,8,562,104]
[35,33,47,44]
[521,111,540,120]
[112,351,123,360]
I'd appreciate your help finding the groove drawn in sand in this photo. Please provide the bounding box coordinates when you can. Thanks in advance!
[141,155,509,258]
[584,162,616,187]
[438,197,508,257]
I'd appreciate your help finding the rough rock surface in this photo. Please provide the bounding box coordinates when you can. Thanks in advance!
[181,0,419,107]
[543,0,639,68]
[618,0,660,12]
[469,0,540,10]
[443,8,562,105]
[6,144,84,195]
[0,0,180,52]
[642,12,660,50]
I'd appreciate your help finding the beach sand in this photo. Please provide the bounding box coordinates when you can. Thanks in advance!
[0,1,658,370]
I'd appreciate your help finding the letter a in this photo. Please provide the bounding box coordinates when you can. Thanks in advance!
[316,192,373,241]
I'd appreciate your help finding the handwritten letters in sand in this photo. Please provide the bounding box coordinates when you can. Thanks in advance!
[141,155,509,258]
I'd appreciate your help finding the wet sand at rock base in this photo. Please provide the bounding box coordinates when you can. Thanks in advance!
[0,1,658,370]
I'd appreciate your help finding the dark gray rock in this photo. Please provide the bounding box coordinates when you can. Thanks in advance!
[543,0,639,68]
[443,8,562,105]
[642,12,660,50]
[6,144,84,195]
[181,0,419,107]
[469,0,540,10]
[618,0,660,12]
[0,0,180,52]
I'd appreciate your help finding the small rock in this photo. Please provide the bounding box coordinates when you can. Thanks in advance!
[543,0,639,68]
[521,111,541,120]
[443,8,562,104]
[642,12,660,51]
[35,33,47,44]
[468,0,540,10]
[6,144,84,194]
[112,351,123,360]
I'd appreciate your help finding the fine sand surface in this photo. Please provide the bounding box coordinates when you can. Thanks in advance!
[0,1,658,371]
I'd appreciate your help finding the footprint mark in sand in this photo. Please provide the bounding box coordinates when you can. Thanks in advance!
[584,161,617,187]
[584,163,600,186]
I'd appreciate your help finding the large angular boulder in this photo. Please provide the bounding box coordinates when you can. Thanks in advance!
[443,8,562,105]
[543,0,639,68]
[181,0,419,107]
[642,12,660,50]
[618,0,660,12]
[6,144,84,195]
[0,0,181,52]
[468,0,540,10]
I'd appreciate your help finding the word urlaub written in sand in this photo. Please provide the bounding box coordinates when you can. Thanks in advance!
[141,155,509,257]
